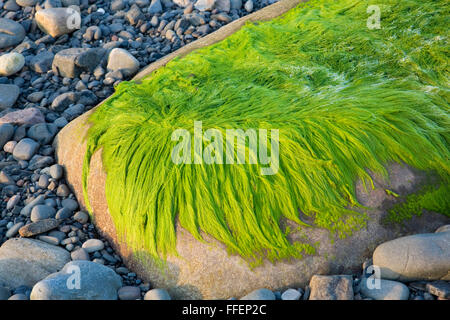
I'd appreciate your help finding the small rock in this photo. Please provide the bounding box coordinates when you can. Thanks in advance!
[230,0,241,9]
[61,198,78,211]
[31,205,56,222]
[0,108,45,126]
[118,286,141,300]
[0,52,25,76]
[107,48,140,78]
[29,51,54,73]
[20,195,45,217]
[73,211,89,224]
[35,8,81,38]
[0,84,20,110]
[49,164,64,180]
[8,293,28,300]
[56,184,70,197]
[0,18,26,49]
[244,0,253,12]
[0,286,11,300]
[126,4,144,25]
[16,0,38,6]
[52,47,105,78]
[144,288,171,300]
[19,219,60,237]
[6,194,20,210]
[71,248,90,261]
[281,288,302,300]
[82,239,104,253]
[27,123,58,145]
[195,0,215,11]
[148,0,162,14]
[0,123,14,148]
[360,278,410,300]
[309,275,354,300]
[215,0,230,12]
[240,288,275,300]
[38,235,60,246]
[13,138,40,161]
[6,222,24,238]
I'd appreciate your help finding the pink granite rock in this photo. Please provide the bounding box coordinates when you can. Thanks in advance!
[0,108,45,125]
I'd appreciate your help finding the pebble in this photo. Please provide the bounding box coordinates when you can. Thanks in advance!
[0,84,20,109]
[426,281,450,299]
[0,286,11,300]
[0,52,25,76]
[71,248,90,261]
[6,222,24,238]
[19,219,60,237]
[118,286,141,300]
[82,238,105,253]
[13,138,40,161]
[30,205,56,222]
[144,288,171,300]
[281,288,302,300]
[309,275,353,300]
[107,48,140,78]
[61,198,79,211]
[0,108,45,126]
[360,278,410,300]
[35,8,81,38]
[0,18,26,49]
[240,288,275,300]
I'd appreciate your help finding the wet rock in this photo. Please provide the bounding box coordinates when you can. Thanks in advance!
[309,275,353,300]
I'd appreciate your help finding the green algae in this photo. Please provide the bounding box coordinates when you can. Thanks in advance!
[82,0,450,265]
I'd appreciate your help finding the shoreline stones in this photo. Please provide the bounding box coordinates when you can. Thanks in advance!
[360,278,410,300]
[0,18,26,49]
[0,84,20,109]
[0,52,25,76]
[35,8,81,38]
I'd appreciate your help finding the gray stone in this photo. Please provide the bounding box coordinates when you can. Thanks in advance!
[20,195,45,217]
[111,0,125,11]
[373,231,450,282]
[52,48,105,78]
[0,171,14,185]
[148,0,162,14]
[82,239,104,253]
[56,183,70,197]
[309,275,353,300]
[118,286,141,300]
[49,164,63,180]
[35,8,81,38]
[16,0,38,6]
[28,91,45,103]
[0,52,25,76]
[107,48,139,78]
[31,205,56,222]
[195,0,215,11]
[0,18,26,49]
[244,0,253,12]
[71,248,90,261]
[61,198,78,211]
[360,278,409,300]
[0,108,45,126]
[6,194,20,210]
[0,238,70,288]
[55,207,74,219]
[73,211,89,224]
[229,0,241,9]
[38,174,50,189]
[13,138,39,161]
[29,51,54,73]
[0,123,14,148]
[27,123,58,145]
[0,84,20,110]
[126,4,144,25]
[30,260,122,300]
[8,293,28,300]
[240,288,275,300]
[281,288,302,300]
[215,0,230,12]
[144,288,171,300]
[173,0,192,7]
[19,219,60,237]
[6,222,24,238]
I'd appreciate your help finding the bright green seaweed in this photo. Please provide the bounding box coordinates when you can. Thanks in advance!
[83,0,450,265]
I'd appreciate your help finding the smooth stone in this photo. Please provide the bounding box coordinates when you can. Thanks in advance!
[281,288,302,300]
[107,48,139,78]
[19,219,60,237]
[13,138,39,161]
[144,288,171,300]
[0,108,45,126]
[0,52,25,76]
[20,195,45,217]
[49,164,64,180]
[82,239,104,253]
[35,8,81,38]
[244,0,253,12]
[373,231,450,282]
[73,211,89,224]
[71,248,90,261]
[0,84,20,110]
[61,198,79,211]
[118,286,141,300]
[5,222,24,238]
[0,18,26,49]
[360,278,409,300]
[0,123,14,148]
[30,205,56,222]
[30,51,55,74]
[55,207,74,219]
[38,235,60,246]
[230,0,241,9]
[30,260,122,300]
[27,123,58,145]
[195,0,215,11]
[148,0,162,14]
[3,140,17,153]
[0,238,70,288]
[215,0,230,12]
[240,288,275,300]
[56,184,70,197]
[8,293,28,300]
[309,275,353,300]
[435,224,450,233]
[6,194,20,210]
[16,0,38,6]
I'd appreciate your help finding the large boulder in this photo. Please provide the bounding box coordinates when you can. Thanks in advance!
[53,0,450,299]
[0,238,70,289]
